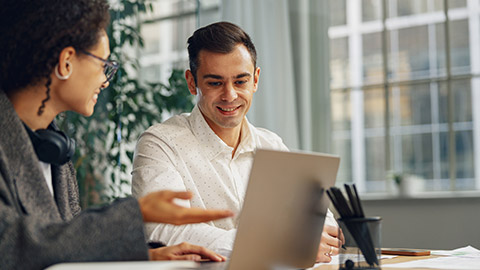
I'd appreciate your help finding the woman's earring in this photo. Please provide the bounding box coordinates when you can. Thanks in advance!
[55,62,73,80]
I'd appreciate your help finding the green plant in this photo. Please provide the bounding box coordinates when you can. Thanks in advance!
[57,0,194,207]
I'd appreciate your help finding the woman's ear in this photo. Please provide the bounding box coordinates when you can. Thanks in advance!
[185,69,197,95]
[55,47,76,79]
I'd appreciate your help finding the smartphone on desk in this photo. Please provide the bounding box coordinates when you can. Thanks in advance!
[381,248,431,256]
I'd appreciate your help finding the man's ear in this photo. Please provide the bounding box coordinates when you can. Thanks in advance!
[185,70,197,95]
[252,67,261,93]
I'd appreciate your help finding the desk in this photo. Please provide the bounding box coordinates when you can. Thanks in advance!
[312,255,438,270]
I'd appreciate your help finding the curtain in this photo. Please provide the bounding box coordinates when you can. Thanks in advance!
[221,0,331,152]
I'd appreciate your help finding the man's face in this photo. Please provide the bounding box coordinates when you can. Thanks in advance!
[186,44,260,136]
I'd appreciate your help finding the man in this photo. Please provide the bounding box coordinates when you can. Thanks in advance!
[132,21,342,263]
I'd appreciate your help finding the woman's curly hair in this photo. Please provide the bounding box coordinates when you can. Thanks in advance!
[0,0,110,96]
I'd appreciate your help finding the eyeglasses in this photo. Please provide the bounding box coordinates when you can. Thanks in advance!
[80,50,119,83]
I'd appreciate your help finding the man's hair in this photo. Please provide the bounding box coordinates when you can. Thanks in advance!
[187,21,257,83]
[0,0,110,94]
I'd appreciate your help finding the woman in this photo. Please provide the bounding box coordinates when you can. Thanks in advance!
[0,0,232,269]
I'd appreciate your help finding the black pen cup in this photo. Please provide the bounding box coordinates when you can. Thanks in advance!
[338,217,382,270]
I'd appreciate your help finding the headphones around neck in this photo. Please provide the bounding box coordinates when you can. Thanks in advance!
[23,121,75,166]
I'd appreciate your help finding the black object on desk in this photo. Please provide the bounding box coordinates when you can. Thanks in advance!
[327,184,380,268]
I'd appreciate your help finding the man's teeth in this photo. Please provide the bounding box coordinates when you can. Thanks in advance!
[219,107,236,112]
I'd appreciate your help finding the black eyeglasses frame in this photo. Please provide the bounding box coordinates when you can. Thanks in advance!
[80,50,119,84]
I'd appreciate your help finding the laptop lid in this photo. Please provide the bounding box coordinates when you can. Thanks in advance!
[227,149,340,270]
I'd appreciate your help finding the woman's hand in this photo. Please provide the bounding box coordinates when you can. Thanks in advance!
[138,190,234,225]
[148,242,227,262]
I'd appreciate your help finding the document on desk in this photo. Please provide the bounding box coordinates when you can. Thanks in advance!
[383,245,480,270]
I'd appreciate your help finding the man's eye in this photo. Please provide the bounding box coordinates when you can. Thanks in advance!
[208,82,222,86]
[236,80,247,85]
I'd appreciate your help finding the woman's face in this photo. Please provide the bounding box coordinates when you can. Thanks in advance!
[54,30,110,116]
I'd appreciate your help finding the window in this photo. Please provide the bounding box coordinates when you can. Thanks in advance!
[329,0,480,193]
[138,0,220,84]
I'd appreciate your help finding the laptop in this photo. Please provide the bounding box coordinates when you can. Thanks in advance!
[196,148,340,270]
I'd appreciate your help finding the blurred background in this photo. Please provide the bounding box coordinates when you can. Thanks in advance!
[62,0,480,249]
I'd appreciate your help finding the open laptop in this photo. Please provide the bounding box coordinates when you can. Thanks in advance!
[196,148,340,270]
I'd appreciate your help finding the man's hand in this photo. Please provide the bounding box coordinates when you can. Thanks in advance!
[316,224,345,263]
[138,190,234,225]
[149,242,227,261]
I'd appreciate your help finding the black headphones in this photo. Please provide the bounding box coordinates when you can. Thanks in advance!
[23,121,75,166]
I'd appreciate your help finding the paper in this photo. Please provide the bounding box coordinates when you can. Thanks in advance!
[430,245,480,257]
[382,256,480,269]
[383,246,480,270]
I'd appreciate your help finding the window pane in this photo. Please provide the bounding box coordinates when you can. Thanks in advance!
[330,37,350,89]
[329,0,347,26]
[142,22,162,55]
[439,131,475,190]
[400,133,434,180]
[390,84,432,126]
[436,20,471,76]
[362,0,382,22]
[140,15,195,83]
[449,0,467,9]
[364,88,385,129]
[331,90,352,183]
[389,25,430,81]
[141,16,195,55]
[456,131,475,181]
[363,32,384,85]
[425,0,466,12]
[365,88,387,190]
[141,0,196,20]
[199,0,221,9]
[394,0,429,17]
[365,136,386,184]
[198,0,221,26]
[450,19,471,74]
[331,91,351,131]
[438,80,473,123]
[435,22,447,76]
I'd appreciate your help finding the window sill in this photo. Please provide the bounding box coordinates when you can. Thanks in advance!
[361,190,480,202]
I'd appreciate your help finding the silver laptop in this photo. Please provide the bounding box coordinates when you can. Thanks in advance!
[197,149,340,270]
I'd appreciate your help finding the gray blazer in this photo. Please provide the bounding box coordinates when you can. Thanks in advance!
[0,91,148,269]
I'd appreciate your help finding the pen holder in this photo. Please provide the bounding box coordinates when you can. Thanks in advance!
[338,217,382,270]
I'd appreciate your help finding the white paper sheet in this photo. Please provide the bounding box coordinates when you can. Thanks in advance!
[382,256,480,269]
[430,245,480,257]
[383,245,480,270]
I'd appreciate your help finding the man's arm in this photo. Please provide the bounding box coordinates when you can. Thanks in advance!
[132,131,236,253]
[146,221,237,254]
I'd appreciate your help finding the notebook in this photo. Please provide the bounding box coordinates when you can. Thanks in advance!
[197,148,340,270]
